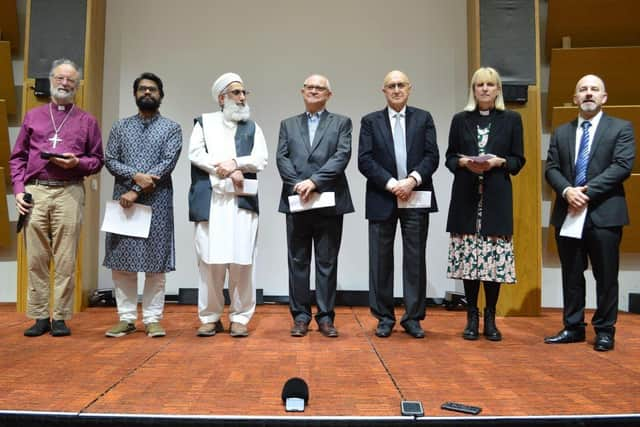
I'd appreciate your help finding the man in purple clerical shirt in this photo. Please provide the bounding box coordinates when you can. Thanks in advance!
[9,58,104,337]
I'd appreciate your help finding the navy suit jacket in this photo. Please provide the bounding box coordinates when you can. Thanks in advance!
[358,106,439,221]
[277,110,354,215]
[545,113,635,228]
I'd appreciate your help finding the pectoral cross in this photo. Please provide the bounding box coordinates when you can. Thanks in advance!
[49,133,62,148]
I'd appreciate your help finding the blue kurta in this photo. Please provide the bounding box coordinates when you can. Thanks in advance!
[103,113,182,273]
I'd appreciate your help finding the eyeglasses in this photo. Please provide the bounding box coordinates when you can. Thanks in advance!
[53,76,77,85]
[224,89,250,96]
[384,82,409,90]
[303,85,328,92]
[137,85,159,93]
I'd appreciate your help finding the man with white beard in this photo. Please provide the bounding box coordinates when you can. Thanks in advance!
[189,72,268,337]
[10,58,104,337]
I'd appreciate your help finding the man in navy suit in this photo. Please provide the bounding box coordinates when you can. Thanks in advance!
[545,74,635,351]
[358,70,439,338]
[277,74,354,338]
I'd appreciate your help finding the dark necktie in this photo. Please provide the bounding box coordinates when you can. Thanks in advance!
[574,121,591,186]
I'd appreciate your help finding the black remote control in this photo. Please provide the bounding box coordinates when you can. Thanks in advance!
[441,401,482,415]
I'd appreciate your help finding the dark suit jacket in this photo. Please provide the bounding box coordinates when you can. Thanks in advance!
[445,109,525,236]
[277,110,354,215]
[358,106,439,221]
[545,113,635,228]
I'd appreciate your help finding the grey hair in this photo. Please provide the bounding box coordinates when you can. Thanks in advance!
[49,58,82,80]
[303,74,332,92]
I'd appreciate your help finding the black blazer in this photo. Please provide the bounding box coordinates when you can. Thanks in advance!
[358,106,439,221]
[445,109,525,236]
[545,113,635,228]
[276,110,354,215]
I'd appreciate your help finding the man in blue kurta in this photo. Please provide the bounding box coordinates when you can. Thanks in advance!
[103,72,182,338]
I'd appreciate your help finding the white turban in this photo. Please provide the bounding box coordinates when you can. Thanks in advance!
[212,72,243,99]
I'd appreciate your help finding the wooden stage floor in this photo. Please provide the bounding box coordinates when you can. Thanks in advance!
[0,303,639,425]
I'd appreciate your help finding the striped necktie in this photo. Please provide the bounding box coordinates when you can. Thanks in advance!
[574,121,591,186]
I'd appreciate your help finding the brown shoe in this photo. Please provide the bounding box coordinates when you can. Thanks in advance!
[230,322,249,337]
[290,321,309,337]
[318,321,338,338]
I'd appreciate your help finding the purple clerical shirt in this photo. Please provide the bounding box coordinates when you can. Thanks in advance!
[9,102,104,194]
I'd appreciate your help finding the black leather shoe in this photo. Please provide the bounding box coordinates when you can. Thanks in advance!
[483,308,502,341]
[24,318,51,337]
[375,323,393,338]
[318,322,338,338]
[594,333,614,352]
[544,328,585,344]
[402,322,425,339]
[290,321,309,337]
[50,320,71,337]
[462,307,479,340]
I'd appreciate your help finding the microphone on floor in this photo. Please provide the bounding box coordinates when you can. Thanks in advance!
[282,377,309,412]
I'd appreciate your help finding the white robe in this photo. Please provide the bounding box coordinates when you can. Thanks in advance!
[189,111,268,265]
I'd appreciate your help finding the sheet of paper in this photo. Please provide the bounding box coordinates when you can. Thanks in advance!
[101,200,152,238]
[559,207,587,239]
[223,178,258,195]
[288,192,335,213]
[398,191,431,209]
[467,154,496,163]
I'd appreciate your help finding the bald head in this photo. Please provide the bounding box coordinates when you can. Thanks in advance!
[382,70,411,112]
[573,74,607,119]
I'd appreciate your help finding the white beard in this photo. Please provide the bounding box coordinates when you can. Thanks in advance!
[50,84,76,104]
[222,96,251,122]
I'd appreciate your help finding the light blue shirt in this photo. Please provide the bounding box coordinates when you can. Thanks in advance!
[306,110,324,145]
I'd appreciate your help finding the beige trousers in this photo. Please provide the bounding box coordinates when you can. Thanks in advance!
[24,182,84,320]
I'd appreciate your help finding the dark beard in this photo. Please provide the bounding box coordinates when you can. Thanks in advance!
[136,96,161,112]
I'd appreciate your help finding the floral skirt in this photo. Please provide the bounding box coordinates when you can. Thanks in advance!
[447,233,516,284]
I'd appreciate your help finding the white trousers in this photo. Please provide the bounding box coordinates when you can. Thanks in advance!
[112,270,166,324]
[197,261,255,325]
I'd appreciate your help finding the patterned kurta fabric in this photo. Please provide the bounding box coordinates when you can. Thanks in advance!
[103,114,182,273]
[447,120,517,283]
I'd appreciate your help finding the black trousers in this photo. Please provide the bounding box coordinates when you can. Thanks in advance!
[286,212,343,325]
[555,225,622,335]
[368,209,429,327]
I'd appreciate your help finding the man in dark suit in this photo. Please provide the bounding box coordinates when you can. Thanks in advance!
[358,70,439,338]
[545,74,635,352]
[277,74,354,338]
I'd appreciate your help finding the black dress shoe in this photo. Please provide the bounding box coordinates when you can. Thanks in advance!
[375,323,393,338]
[290,321,309,337]
[594,333,615,352]
[50,320,71,337]
[402,322,425,339]
[544,328,585,344]
[24,318,51,337]
[318,322,338,338]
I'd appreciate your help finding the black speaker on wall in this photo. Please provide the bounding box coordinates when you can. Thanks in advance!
[629,293,640,314]
[502,84,528,103]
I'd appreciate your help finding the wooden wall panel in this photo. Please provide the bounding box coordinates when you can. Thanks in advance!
[0,41,17,115]
[0,0,20,53]
[547,47,640,126]
[0,100,11,187]
[545,0,640,59]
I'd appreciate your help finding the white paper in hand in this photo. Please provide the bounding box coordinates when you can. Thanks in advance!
[101,200,152,238]
[223,178,258,195]
[398,191,431,209]
[559,207,587,239]
[288,192,335,212]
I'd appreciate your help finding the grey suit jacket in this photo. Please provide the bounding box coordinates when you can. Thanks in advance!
[276,110,354,215]
[545,113,635,228]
